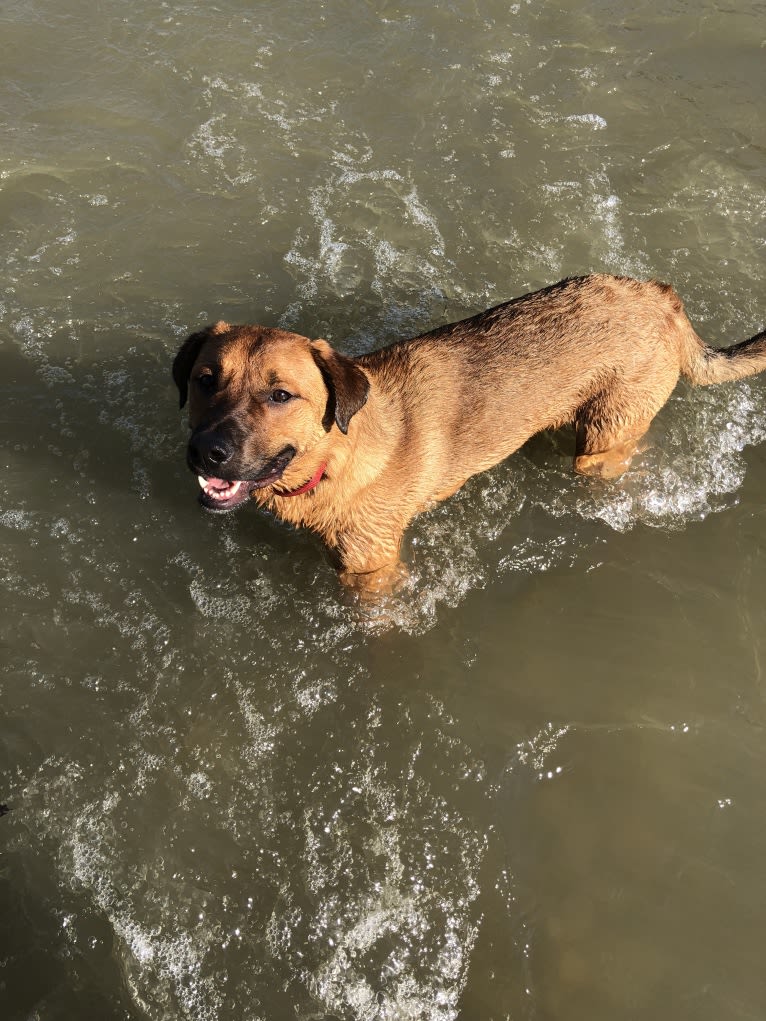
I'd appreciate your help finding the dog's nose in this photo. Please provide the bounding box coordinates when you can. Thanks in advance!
[189,432,234,472]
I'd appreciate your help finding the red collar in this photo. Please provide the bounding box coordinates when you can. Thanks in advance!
[277,461,327,498]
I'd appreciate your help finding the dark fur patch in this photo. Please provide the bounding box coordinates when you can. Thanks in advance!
[172,328,210,408]
[311,346,370,434]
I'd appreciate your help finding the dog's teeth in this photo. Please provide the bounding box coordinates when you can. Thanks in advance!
[197,476,243,499]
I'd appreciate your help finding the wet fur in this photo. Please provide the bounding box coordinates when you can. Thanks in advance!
[174,274,766,597]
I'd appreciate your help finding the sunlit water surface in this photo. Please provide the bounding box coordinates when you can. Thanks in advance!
[2,1,766,1019]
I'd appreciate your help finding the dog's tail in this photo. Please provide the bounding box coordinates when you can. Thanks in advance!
[681,323,766,386]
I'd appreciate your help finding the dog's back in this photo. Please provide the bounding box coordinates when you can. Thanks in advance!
[358,276,681,485]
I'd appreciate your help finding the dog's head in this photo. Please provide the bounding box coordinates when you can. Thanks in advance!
[172,322,369,512]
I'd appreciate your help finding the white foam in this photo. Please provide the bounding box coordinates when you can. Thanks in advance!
[515,722,571,773]
[0,508,36,531]
[281,156,450,333]
[189,116,234,161]
[565,113,607,129]
[188,579,254,624]
[281,748,487,1019]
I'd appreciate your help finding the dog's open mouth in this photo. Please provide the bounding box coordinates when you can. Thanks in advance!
[197,476,257,512]
[197,470,287,512]
[194,448,296,512]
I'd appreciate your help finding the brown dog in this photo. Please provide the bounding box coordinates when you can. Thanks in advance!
[173,274,766,597]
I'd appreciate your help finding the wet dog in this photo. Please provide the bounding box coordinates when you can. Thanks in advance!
[173,274,766,598]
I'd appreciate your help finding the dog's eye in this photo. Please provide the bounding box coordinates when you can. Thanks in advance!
[269,389,293,404]
[196,371,217,390]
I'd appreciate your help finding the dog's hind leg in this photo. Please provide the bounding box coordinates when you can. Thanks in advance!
[573,414,655,479]
[571,364,679,480]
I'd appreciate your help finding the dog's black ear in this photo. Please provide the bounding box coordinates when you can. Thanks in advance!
[172,330,208,409]
[172,322,228,408]
[310,339,370,435]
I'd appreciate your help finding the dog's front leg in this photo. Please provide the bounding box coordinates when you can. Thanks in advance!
[338,560,409,602]
[329,527,408,602]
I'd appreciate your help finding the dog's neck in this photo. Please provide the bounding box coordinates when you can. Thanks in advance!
[273,461,327,498]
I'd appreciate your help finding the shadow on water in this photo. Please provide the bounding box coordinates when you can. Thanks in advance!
[3,329,176,497]
[1,327,329,562]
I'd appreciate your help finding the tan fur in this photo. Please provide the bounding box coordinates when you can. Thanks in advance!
[174,274,766,597]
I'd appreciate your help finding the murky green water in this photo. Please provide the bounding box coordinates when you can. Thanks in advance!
[2,1,766,1018]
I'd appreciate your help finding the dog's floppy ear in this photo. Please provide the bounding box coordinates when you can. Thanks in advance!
[310,339,370,435]
[172,322,229,408]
